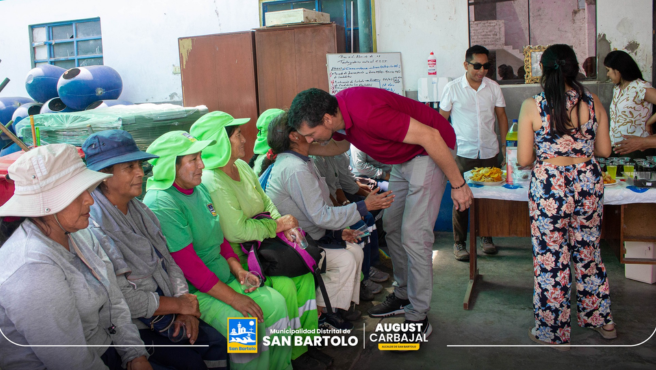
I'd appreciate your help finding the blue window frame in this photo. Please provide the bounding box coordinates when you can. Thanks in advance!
[30,18,103,69]
[261,0,364,52]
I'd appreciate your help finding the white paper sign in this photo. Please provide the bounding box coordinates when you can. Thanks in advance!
[326,53,404,96]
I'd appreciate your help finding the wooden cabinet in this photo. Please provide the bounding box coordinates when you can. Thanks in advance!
[178,24,345,158]
[255,24,345,113]
[178,31,259,160]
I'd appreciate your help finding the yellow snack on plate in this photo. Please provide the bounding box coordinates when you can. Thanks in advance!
[602,172,616,184]
[470,167,503,182]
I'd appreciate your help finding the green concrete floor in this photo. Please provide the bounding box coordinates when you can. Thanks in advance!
[320,232,656,370]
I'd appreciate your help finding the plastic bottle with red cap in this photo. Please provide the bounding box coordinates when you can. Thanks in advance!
[428,52,437,76]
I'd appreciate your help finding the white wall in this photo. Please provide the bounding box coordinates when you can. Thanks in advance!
[529,0,591,72]
[374,0,470,92]
[0,0,260,103]
[375,0,653,90]
[598,0,653,81]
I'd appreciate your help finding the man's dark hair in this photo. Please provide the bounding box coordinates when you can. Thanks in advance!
[465,45,490,63]
[288,88,338,130]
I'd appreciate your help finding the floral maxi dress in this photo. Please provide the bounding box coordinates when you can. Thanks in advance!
[528,91,614,344]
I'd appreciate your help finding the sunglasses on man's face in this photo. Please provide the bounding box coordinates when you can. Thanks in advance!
[468,62,492,70]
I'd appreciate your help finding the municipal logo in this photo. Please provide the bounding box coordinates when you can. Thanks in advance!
[181,132,198,142]
[207,203,217,217]
[227,318,258,353]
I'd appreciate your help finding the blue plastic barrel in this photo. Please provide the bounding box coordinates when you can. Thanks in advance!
[57,66,123,110]
[0,97,34,128]
[41,97,78,114]
[11,102,43,129]
[25,65,67,103]
[86,99,133,110]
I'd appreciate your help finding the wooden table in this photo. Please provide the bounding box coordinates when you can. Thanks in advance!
[464,198,656,310]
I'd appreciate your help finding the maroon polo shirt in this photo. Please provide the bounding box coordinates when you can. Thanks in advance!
[332,87,455,165]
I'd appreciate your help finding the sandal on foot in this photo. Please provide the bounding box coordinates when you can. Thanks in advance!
[591,326,617,340]
[528,328,571,352]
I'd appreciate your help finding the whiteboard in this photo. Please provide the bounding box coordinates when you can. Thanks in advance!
[326,53,404,96]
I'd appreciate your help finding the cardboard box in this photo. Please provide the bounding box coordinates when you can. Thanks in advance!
[265,9,330,27]
[624,242,656,284]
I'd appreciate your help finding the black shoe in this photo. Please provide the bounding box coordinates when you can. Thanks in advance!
[403,317,433,341]
[367,293,410,318]
[320,311,354,330]
[292,352,326,370]
[360,281,374,301]
[307,347,334,367]
[338,304,362,321]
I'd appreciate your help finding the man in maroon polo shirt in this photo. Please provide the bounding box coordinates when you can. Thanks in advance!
[288,87,473,339]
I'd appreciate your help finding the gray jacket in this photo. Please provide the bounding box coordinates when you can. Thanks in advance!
[350,145,392,179]
[0,220,148,370]
[266,152,365,240]
[334,152,361,195]
[89,190,188,329]
[310,155,341,199]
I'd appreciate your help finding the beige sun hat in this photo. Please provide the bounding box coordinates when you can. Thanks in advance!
[0,144,112,217]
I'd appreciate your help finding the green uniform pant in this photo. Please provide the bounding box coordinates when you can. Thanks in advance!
[265,274,318,359]
[196,279,293,370]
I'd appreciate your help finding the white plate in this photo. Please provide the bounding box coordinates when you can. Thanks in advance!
[469,180,505,186]
[604,181,619,187]
[465,172,505,186]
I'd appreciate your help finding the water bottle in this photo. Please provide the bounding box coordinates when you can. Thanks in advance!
[505,120,519,184]
[506,119,518,147]
[428,52,437,76]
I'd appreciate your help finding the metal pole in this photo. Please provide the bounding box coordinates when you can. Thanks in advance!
[357,0,373,52]
[351,1,354,53]
[0,78,9,93]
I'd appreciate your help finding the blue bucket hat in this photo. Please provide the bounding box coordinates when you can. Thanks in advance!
[82,130,159,171]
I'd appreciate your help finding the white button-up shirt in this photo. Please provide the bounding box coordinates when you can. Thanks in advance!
[440,73,506,159]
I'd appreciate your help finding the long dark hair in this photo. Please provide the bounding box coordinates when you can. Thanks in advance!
[540,44,586,137]
[260,111,294,175]
[603,50,644,84]
[247,154,258,168]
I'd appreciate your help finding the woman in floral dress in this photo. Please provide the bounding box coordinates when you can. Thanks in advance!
[517,44,615,350]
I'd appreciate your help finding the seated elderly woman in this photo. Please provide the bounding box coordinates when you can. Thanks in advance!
[82,130,228,370]
[249,108,284,176]
[0,144,151,370]
[263,113,394,329]
[141,131,292,370]
[190,112,330,370]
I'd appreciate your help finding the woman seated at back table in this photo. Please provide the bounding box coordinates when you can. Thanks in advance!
[263,112,394,328]
[142,130,293,370]
[83,130,228,370]
[0,144,151,370]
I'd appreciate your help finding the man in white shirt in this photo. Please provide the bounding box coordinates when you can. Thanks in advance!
[440,45,508,261]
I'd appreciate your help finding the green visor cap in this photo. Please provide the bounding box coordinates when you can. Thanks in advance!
[145,130,216,191]
[253,109,284,155]
[189,111,250,170]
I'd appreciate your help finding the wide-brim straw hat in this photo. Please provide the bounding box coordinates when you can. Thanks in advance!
[0,144,112,217]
